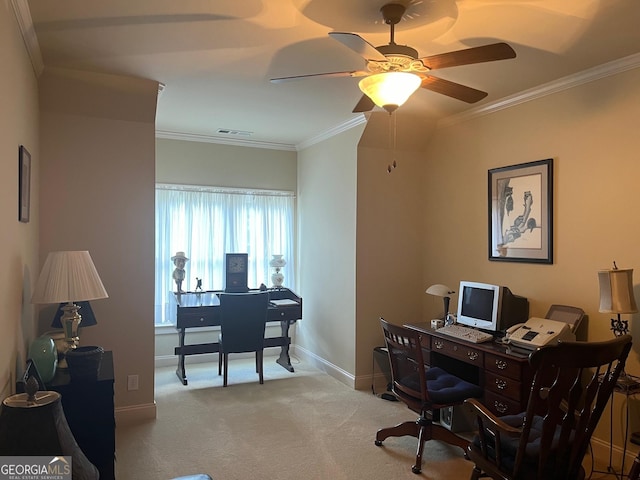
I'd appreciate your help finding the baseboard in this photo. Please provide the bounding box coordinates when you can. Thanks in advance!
[293,345,355,388]
[116,401,157,426]
[589,435,638,476]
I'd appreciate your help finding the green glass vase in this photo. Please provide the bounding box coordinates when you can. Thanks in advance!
[28,334,58,383]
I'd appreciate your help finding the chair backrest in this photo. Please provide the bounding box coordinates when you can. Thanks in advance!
[219,292,269,354]
[380,318,428,410]
[514,335,632,479]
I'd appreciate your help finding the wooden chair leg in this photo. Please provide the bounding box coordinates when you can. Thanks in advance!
[375,418,421,444]
[469,466,483,480]
[223,353,228,387]
[218,349,222,376]
[258,350,264,384]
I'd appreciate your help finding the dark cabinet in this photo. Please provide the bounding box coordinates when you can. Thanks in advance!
[46,351,116,480]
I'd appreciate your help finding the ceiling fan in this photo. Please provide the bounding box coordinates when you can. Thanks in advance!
[271,3,516,113]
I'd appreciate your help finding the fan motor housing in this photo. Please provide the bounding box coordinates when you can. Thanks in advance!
[376,44,418,60]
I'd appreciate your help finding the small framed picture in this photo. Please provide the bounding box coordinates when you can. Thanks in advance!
[19,145,31,223]
[488,159,553,264]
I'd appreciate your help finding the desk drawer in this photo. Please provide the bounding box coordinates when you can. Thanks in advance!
[484,390,522,417]
[268,307,301,322]
[432,337,483,366]
[485,371,523,402]
[177,311,217,328]
[484,353,524,380]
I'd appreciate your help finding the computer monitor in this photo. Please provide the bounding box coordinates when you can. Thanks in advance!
[456,281,529,333]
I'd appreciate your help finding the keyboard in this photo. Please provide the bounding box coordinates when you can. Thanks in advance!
[436,324,494,343]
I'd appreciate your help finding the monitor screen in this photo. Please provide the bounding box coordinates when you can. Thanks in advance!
[456,281,500,331]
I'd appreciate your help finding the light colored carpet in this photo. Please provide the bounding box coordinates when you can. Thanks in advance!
[116,356,475,479]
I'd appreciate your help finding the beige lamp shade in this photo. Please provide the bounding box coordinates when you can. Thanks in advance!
[358,72,422,113]
[598,268,638,314]
[32,251,108,304]
[426,284,455,297]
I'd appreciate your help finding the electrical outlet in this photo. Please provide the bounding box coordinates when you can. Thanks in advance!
[127,374,139,391]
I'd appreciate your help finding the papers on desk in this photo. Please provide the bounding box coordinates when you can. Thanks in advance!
[270,299,299,307]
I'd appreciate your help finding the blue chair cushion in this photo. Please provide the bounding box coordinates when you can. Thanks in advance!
[471,413,572,473]
[400,366,482,404]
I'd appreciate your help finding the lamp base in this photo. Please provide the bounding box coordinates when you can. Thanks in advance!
[66,346,104,382]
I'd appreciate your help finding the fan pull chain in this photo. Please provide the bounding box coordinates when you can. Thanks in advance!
[387,113,397,173]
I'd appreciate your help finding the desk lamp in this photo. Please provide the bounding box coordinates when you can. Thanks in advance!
[598,262,637,337]
[426,284,455,322]
[32,251,108,368]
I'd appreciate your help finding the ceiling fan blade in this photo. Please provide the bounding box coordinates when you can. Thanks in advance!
[329,32,388,62]
[352,94,375,113]
[270,70,368,83]
[421,76,488,103]
[420,42,516,70]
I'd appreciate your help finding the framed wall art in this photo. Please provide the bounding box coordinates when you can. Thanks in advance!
[19,145,31,223]
[488,158,553,264]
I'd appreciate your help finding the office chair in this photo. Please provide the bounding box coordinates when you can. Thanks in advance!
[218,292,269,387]
[375,318,483,474]
[465,334,632,480]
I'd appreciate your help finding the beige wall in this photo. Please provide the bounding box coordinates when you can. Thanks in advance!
[38,68,159,420]
[355,112,437,387]
[155,139,298,361]
[0,2,40,401]
[419,66,640,457]
[296,125,363,381]
[156,138,297,189]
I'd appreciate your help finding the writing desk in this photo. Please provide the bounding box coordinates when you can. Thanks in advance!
[170,288,302,385]
[405,322,533,416]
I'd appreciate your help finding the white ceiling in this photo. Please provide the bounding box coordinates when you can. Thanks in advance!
[21,0,640,150]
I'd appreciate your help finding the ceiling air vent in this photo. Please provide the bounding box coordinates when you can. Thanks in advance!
[217,128,253,137]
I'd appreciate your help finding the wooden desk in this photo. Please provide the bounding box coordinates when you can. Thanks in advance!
[170,288,302,385]
[406,322,533,417]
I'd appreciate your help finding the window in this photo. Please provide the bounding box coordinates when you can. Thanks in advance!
[155,184,295,326]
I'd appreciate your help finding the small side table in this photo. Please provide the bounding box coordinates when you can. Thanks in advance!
[596,373,640,479]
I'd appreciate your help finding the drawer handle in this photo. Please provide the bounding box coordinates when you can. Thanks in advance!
[199,317,205,323]
[494,401,508,414]
[281,312,285,317]
[467,351,478,361]
[434,340,444,349]
[495,359,508,370]
[495,379,507,390]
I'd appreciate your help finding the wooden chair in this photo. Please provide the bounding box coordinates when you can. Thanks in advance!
[465,335,632,480]
[217,292,269,387]
[375,318,483,474]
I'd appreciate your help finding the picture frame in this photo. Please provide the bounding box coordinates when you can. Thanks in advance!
[488,158,553,264]
[19,145,31,223]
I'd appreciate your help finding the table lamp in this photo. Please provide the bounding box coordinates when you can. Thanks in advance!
[598,262,638,337]
[426,284,456,321]
[32,251,108,368]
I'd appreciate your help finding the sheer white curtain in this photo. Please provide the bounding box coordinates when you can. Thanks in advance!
[155,184,295,326]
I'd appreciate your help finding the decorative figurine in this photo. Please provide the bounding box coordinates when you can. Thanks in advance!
[171,251,189,293]
[195,277,203,291]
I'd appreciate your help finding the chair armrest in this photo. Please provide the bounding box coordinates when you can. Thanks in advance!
[464,398,522,436]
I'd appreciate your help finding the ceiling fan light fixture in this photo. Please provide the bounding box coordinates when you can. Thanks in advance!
[358,72,421,113]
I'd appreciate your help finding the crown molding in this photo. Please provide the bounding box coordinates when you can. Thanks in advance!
[155,130,298,151]
[157,114,367,152]
[296,114,367,151]
[11,0,44,76]
[439,52,640,128]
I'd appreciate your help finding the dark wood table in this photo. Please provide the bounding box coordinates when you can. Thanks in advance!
[170,288,302,385]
